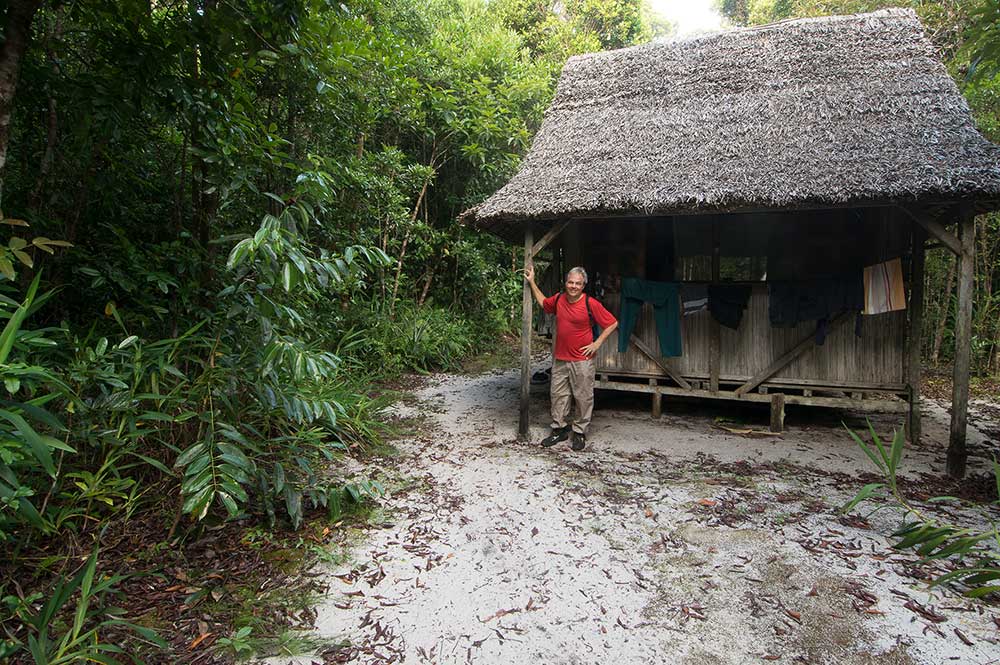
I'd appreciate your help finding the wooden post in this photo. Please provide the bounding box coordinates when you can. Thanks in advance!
[906,224,926,444]
[770,393,785,433]
[519,227,534,441]
[650,378,661,419]
[947,213,975,478]
[709,220,721,393]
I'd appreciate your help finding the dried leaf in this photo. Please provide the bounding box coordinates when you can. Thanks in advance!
[188,632,213,650]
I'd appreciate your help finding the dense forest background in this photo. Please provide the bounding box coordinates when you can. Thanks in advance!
[0,0,997,661]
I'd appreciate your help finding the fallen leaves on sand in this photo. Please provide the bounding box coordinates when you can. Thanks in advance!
[712,424,783,438]
[904,599,947,623]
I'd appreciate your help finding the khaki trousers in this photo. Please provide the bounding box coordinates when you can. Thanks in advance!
[550,358,595,435]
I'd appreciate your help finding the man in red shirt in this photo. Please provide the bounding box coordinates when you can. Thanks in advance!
[525,265,618,450]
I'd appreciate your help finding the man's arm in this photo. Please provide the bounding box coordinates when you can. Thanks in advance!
[524,263,547,308]
[581,321,618,358]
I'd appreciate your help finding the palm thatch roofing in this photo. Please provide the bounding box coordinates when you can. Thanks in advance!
[462,8,1000,237]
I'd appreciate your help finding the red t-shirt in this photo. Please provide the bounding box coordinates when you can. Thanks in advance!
[543,293,617,362]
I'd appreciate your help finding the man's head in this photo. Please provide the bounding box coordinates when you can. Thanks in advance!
[564,267,587,299]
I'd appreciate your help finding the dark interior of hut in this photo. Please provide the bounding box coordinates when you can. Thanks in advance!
[560,207,910,286]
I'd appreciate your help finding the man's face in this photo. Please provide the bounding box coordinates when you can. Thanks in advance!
[565,272,585,298]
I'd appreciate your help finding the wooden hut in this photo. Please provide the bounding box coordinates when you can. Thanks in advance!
[461,9,1000,478]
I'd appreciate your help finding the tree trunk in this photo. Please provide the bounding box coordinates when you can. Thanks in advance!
[195,158,219,296]
[389,145,436,317]
[28,94,57,209]
[416,260,437,307]
[931,253,955,365]
[0,0,44,194]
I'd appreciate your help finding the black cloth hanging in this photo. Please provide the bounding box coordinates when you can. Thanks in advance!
[708,285,752,330]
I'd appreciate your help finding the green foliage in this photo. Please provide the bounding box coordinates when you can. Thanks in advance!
[961,0,1000,82]
[215,625,255,660]
[0,0,653,659]
[357,303,478,374]
[746,0,794,25]
[0,273,73,538]
[842,422,1000,599]
[3,545,166,663]
[488,0,649,72]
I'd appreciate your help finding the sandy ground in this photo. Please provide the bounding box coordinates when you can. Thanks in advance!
[266,366,1000,665]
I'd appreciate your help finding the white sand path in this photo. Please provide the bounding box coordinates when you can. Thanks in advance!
[267,367,1000,665]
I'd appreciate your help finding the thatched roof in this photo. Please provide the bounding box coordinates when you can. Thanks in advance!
[462,9,1000,236]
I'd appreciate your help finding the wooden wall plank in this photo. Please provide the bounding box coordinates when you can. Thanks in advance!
[596,285,906,389]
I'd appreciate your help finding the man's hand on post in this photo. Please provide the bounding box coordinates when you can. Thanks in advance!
[524,263,547,307]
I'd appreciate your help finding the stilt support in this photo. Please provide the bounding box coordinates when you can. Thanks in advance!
[650,379,661,419]
[770,393,785,433]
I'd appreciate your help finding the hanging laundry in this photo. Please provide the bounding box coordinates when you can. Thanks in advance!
[863,257,906,315]
[769,274,864,345]
[768,275,863,327]
[708,284,752,330]
[681,283,709,316]
[618,278,682,357]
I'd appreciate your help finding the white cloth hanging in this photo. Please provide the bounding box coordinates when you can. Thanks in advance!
[863,257,906,315]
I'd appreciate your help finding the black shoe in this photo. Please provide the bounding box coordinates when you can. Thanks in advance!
[571,431,586,451]
[541,427,570,447]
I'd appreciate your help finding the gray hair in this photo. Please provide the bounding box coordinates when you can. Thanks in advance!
[566,266,588,285]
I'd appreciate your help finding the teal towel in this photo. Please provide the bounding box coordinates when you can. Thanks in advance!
[618,278,682,357]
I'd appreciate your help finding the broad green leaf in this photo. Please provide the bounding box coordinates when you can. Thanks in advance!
[117,335,138,350]
[181,485,213,517]
[0,258,15,281]
[0,408,55,476]
[843,423,886,474]
[964,585,1000,599]
[175,442,207,468]
[12,250,32,268]
[218,491,239,516]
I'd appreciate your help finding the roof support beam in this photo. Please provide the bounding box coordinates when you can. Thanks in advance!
[898,205,961,255]
[530,220,571,258]
[735,312,853,396]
